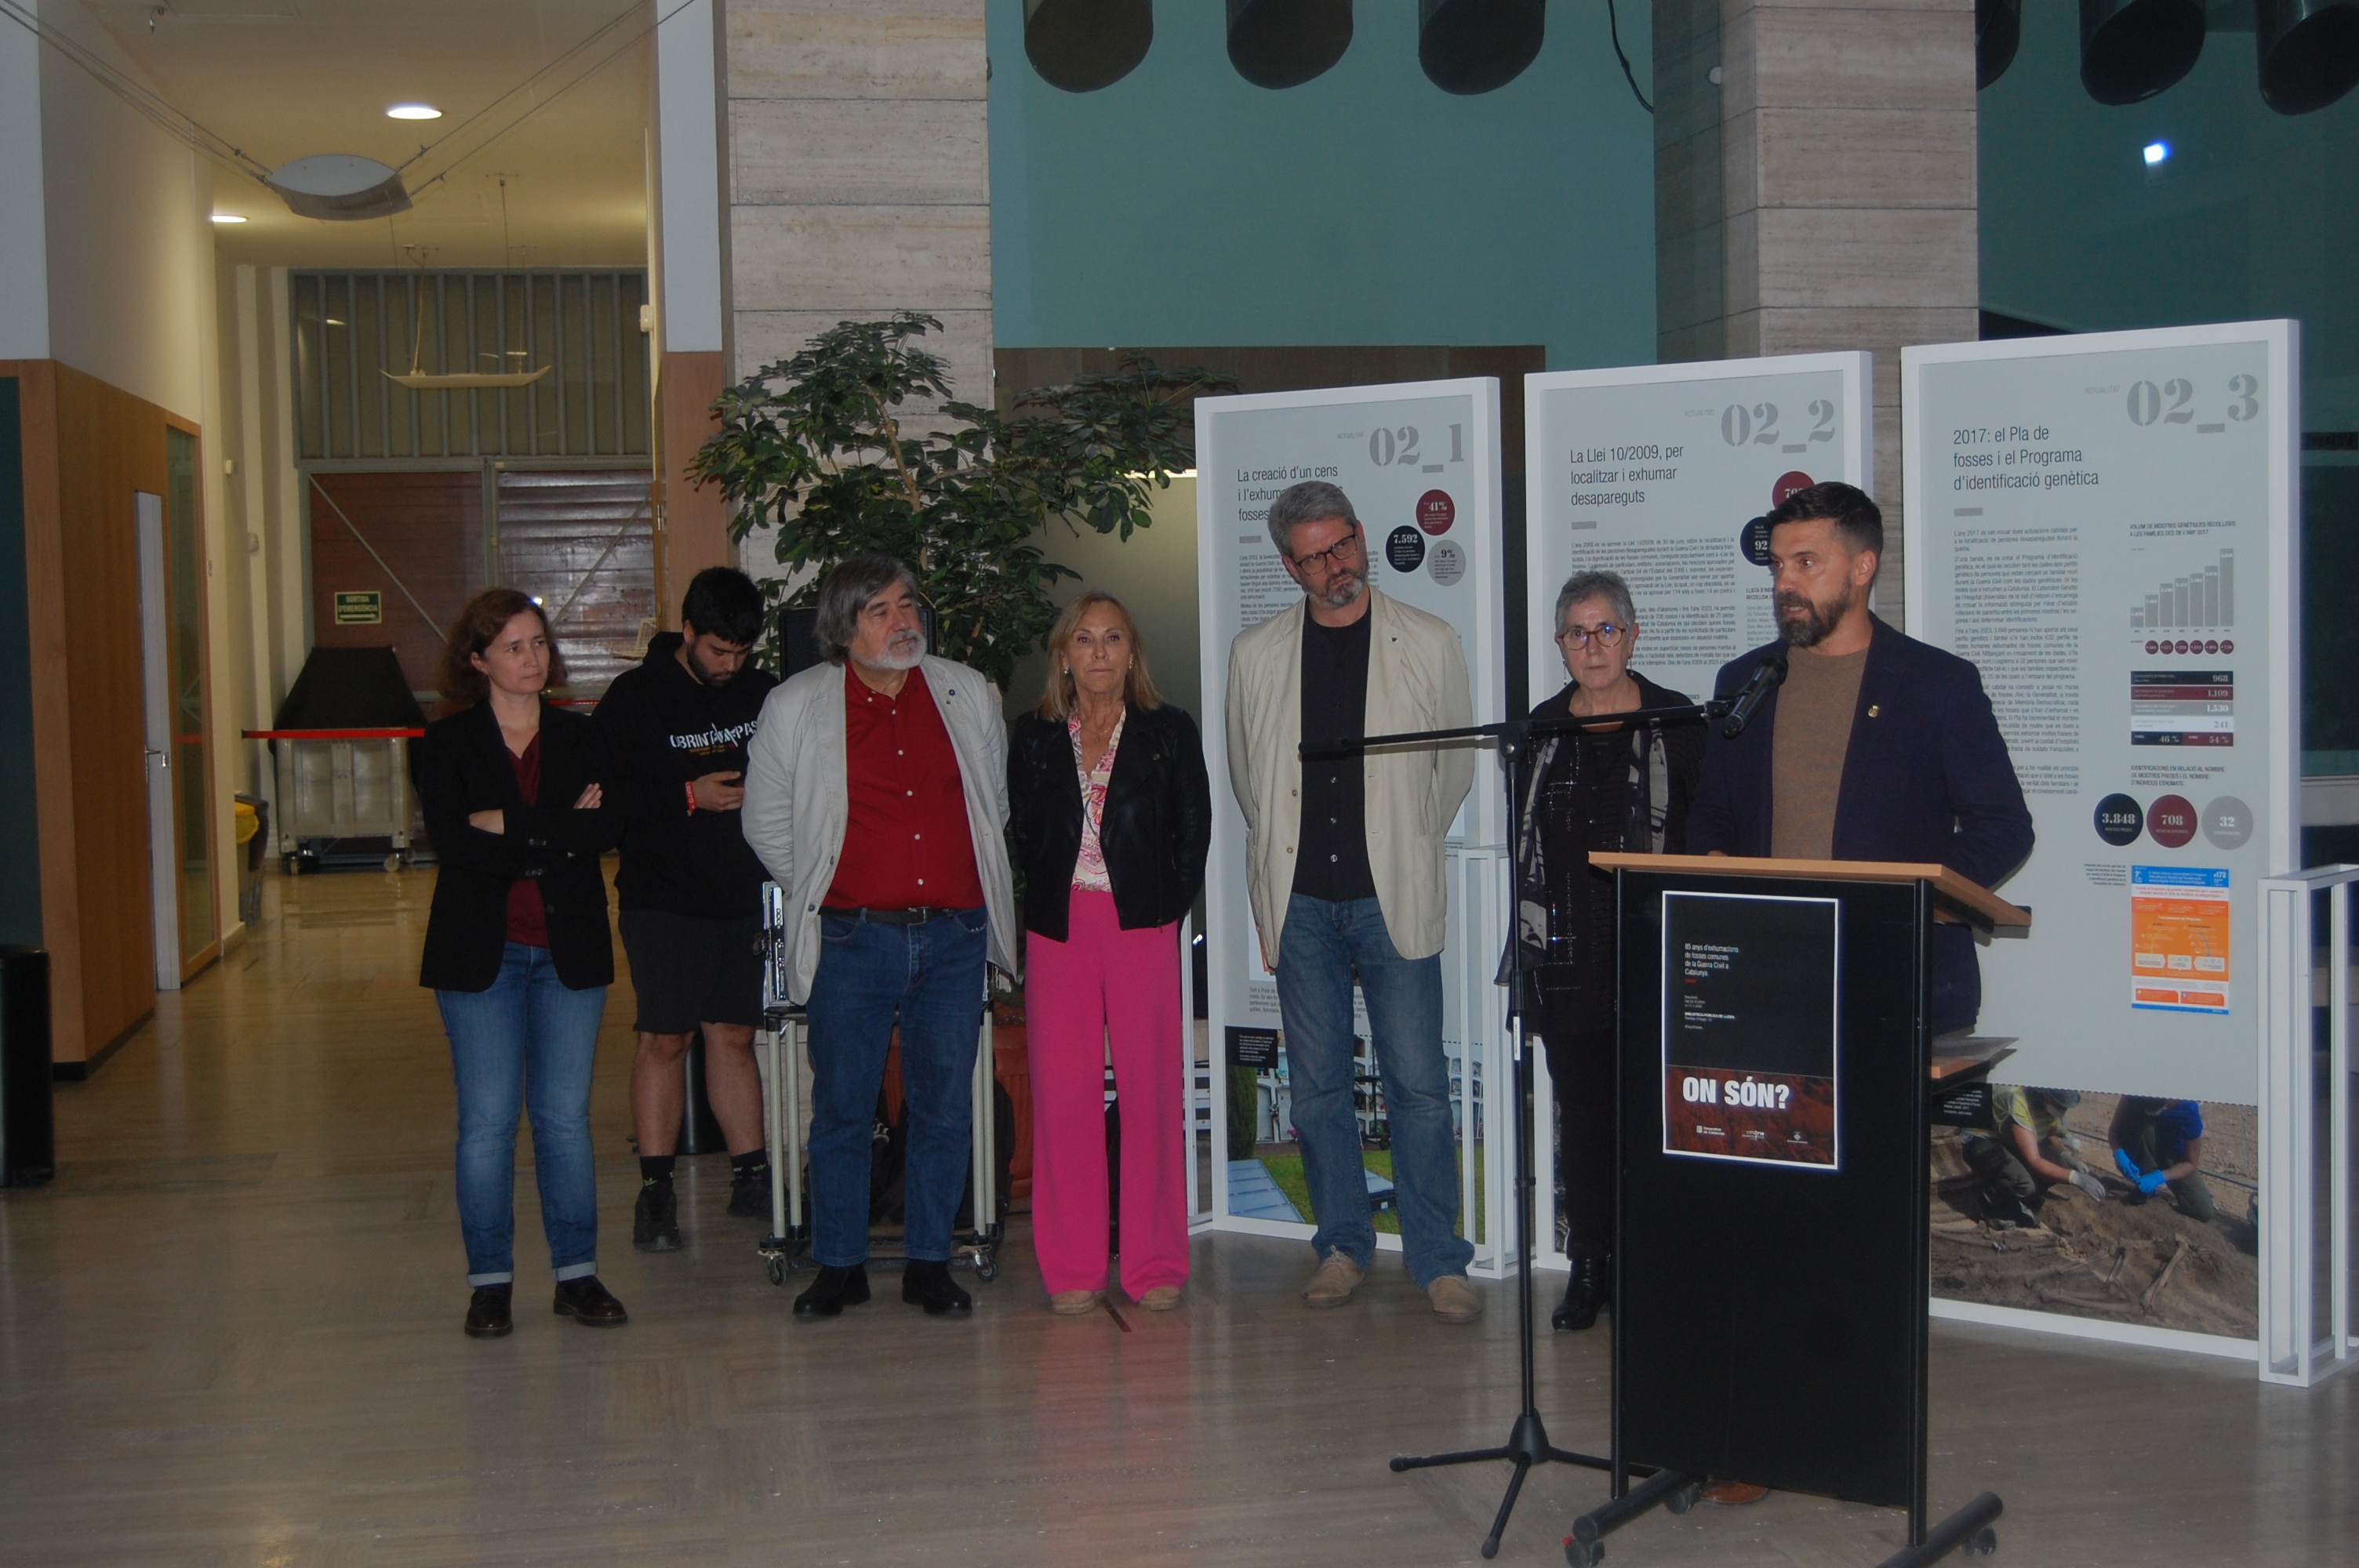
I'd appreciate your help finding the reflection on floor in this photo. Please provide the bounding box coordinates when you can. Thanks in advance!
[2,866,2352,1566]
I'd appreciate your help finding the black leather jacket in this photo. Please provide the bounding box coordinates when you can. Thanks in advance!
[1007,702,1212,941]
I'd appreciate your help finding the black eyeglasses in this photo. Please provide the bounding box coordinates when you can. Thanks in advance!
[1559,623,1627,648]
[1290,530,1364,575]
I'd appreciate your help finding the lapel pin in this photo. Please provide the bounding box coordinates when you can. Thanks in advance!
[1867,704,1881,718]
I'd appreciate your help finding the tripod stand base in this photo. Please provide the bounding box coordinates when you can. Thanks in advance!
[1394,1411,1610,1559]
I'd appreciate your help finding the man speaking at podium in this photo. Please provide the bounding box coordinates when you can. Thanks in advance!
[1691,481,2033,1044]
[1683,482,2031,1505]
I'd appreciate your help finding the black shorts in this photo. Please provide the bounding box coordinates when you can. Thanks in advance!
[618,909,765,1033]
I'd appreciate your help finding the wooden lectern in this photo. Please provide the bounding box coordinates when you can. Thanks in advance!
[1565,855,2030,1568]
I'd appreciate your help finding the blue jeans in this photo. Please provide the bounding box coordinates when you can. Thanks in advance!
[1276,893,1474,1286]
[436,943,608,1287]
[805,907,989,1267]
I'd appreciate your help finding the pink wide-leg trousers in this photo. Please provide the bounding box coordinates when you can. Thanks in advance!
[1024,889,1188,1295]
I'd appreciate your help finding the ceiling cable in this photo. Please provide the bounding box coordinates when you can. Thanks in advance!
[0,0,273,183]
[401,0,701,196]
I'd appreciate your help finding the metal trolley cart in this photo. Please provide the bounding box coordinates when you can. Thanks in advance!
[754,883,1004,1288]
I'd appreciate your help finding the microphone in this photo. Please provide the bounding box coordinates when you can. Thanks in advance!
[1720,644,1788,738]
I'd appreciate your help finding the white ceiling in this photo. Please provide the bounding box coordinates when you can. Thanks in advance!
[79,0,652,270]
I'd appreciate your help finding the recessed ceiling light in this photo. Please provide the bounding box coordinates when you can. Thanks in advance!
[2143,140,2171,166]
[210,212,247,223]
[387,104,442,121]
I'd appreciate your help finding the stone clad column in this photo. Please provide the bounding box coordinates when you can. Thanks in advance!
[1692,0,1979,615]
[722,2,991,410]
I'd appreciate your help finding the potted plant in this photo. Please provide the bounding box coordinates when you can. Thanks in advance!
[689,311,1233,688]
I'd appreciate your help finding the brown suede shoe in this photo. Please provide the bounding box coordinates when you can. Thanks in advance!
[552,1276,629,1327]
[1427,1274,1481,1323]
[1301,1250,1366,1307]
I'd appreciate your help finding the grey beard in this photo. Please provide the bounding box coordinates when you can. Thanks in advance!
[1310,569,1368,612]
[1777,585,1852,648]
[870,634,925,670]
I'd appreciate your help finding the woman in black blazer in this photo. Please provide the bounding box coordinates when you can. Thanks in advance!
[1006,593,1211,1315]
[419,589,625,1338]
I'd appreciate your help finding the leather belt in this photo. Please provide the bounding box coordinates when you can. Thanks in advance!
[819,906,958,926]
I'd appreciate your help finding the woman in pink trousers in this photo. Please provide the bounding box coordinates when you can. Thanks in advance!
[1006,593,1212,1313]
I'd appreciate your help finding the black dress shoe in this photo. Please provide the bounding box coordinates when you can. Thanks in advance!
[793,1263,872,1318]
[1552,1254,1611,1333]
[464,1283,514,1338]
[552,1276,629,1327]
[902,1259,972,1316]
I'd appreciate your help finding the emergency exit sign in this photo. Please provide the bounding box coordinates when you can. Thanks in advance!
[333,590,383,625]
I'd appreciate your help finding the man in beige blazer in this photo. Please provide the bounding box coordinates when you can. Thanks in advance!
[1225,481,1479,1321]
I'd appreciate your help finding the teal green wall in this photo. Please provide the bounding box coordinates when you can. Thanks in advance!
[986,1,1657,369]
[1979,6,2359,430]
[0,377,42,946]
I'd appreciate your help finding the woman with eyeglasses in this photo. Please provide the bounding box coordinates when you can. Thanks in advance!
[1508,569,1703,1332]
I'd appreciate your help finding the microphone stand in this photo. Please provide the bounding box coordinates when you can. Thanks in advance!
[1306,691,1736,1560]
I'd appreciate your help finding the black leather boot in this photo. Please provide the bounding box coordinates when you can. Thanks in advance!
[793,1263,872,1318]
[1552,1253,1611,1332]
[901,1258,973,1316]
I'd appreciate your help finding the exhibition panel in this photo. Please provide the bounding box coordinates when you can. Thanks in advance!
[1194,379,1510,1268]
[1904,321,2301,1356]
[1518,352,1870,1273]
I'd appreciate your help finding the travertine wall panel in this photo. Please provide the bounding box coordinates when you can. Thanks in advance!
[1714,0,1979,620]
[722,1,989,423]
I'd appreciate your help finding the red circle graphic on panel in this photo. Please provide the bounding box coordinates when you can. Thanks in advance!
[2147,794,2197,848]
[1416,490,1456,535]
[1772,471,1815,506]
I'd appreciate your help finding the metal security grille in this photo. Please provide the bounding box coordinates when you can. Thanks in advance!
[292,270,650,460]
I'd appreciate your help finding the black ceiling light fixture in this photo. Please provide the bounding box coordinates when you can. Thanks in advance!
[1023,0,1155,93]
[1227,0,1354,89]
[1976,0,2023,89]
[2255,0,2359,113]
[1417,0,1545,94]
[2080,0,2208,104]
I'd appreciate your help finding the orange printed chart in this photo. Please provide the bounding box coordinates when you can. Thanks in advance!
[2128,865,2231,1014]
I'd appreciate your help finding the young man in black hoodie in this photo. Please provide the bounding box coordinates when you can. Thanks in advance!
[598,567,779,1250]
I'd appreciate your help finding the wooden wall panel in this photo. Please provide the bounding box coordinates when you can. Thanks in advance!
[656,349,731,618]
[307,470,485,702]
[3,358,172,1070]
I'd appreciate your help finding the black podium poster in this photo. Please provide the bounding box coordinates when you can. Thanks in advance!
[1661,892,1840,1169]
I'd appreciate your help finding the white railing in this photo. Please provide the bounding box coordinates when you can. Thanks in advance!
[2256,865,2357,1386]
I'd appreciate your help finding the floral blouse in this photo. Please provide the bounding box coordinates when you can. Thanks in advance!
[1067,709,1125,892]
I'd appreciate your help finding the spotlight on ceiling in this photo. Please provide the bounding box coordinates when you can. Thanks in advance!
[1976,0,2023,89]
[209,212,248,224]
[1024,0,1154,93]
[2255,0,2359,114]
[267,154,413,222]
[1417,0,1543,95]
[2143,138,2172,164]
[2080,0,2207,106]
[385,103,442,120]
[1227,0,1353,90]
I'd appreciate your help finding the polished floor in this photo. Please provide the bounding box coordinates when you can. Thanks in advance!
[2,867,2352,1566]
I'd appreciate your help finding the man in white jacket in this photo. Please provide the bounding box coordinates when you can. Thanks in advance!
[1226,481,1479,1320]
[742,556,1016,1321]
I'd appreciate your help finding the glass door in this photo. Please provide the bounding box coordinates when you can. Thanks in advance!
[136,432,217,990]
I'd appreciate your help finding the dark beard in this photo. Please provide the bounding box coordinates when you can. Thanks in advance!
[1776,583,1854,648]
[684,644,734,686]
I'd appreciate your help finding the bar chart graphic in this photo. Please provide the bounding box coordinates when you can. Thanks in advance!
[2130,550,2234,630]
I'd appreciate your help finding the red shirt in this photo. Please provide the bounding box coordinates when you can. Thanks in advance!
[504,735,550,947]
[823,664,984,910]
